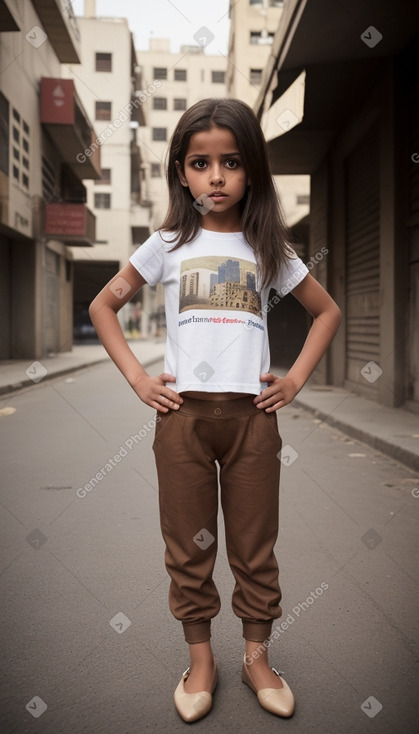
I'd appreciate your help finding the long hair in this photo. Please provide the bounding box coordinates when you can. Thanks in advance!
[160,98,294,288]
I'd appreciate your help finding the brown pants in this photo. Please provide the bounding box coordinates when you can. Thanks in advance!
[152,395,283,644]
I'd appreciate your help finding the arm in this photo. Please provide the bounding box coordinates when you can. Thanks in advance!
[254,273,342,412]
[89,262,183,412]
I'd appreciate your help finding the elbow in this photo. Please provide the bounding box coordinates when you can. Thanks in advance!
[333,303,343,331]
[88,297,99,323]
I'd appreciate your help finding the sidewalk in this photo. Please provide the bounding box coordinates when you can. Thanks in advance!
[0,342,418,473]
[0,340,166,396]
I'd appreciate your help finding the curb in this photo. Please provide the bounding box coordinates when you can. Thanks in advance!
[292,396,419,473]
[0,353,164,397]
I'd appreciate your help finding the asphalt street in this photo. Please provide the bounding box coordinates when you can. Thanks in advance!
[1,358,418,733]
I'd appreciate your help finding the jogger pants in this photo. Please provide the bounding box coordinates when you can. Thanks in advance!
[152,395,283,644]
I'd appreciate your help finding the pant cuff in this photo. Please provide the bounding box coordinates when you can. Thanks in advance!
[182,621,211,644]
[242,620,273,642]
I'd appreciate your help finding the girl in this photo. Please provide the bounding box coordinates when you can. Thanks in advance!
[89,98,341,723]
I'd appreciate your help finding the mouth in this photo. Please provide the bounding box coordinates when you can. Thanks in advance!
[209,191,228,200]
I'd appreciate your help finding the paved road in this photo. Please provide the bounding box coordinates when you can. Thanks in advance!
[1,359,418,733]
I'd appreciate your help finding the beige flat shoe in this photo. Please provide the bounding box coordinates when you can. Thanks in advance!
[242,656,295,717]
[174,667,218,723]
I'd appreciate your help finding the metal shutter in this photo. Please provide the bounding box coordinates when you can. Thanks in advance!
[345,126,380,388]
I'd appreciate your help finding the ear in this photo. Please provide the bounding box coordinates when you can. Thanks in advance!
[175,160,188,187]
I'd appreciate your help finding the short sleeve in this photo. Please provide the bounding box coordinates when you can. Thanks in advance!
[271,248,309,296]
[129,231,166,286]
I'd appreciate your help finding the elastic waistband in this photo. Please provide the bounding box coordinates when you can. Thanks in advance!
[177,395,260,419]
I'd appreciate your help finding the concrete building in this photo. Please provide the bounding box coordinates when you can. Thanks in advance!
[0,0,100,360]
[138,38,227,228]
[64,3,153,338]
[226,0,310,231]
[254,0,419,412]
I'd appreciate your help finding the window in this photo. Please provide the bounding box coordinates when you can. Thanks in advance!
[270,0,284,7]
[250,32,262,44]
[94,168,111,185]
[174,98,187,111]
[154,67,167,80]
[94,193,111,209]
[95,52,112,72]
[250,68,263,84]
[151,163,161,178]
[211,71,225,84]
[174,69,187,81]
[11,108,30,190]
[95,101,111,121]
[250,31,274,44]
[152,127,167,141]
[153,97,167,110]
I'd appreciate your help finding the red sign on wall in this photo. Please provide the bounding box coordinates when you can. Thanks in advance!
[45,203,87,236]
[40,78,75,125]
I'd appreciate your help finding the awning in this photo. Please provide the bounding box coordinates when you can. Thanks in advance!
[41,78,101,180]
[31,0,80,63]
[261,69,306,142]
[44,202,96,247]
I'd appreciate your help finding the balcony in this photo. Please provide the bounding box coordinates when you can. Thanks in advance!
[31,0,80,62]
[44,202,96,247]
[41,78,101,180]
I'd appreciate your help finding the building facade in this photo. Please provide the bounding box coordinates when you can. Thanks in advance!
[138,38,227,228]
[0,0,100,360]
[254,0,419,411]
[64,4,153,338]
[227,0,310,231]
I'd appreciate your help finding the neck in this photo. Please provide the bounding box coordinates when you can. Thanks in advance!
[200,209,242,233]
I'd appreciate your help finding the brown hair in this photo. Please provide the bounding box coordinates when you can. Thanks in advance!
[160,98,293,288]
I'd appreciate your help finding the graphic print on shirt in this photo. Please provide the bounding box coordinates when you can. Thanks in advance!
[179,256,262,318]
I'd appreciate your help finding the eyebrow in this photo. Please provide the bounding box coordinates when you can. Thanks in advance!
[185,152,241,160]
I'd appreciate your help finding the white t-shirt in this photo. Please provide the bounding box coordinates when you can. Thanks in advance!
[129,228,309,395]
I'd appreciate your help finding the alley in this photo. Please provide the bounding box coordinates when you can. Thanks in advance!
[0,358,418,733]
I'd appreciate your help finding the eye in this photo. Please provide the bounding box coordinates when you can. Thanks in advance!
[225,159,240,169]
[192,159,207,169]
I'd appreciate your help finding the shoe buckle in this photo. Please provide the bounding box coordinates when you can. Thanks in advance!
[272,667,285,678]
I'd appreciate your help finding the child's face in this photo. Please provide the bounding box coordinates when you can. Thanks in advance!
[176,126,249,230]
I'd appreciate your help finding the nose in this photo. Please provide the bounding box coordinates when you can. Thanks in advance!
[209,165,224,186]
